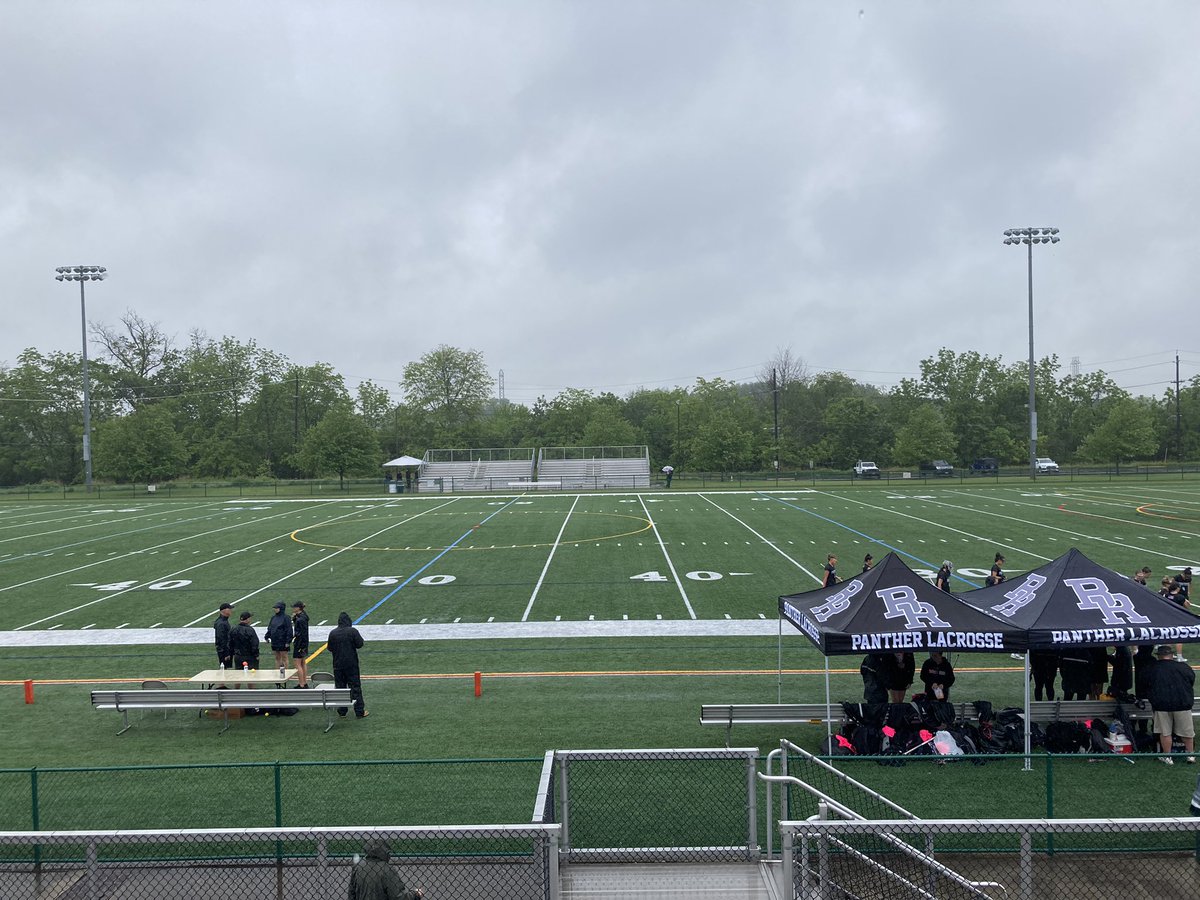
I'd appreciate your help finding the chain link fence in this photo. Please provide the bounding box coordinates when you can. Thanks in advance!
[552,748,759,864]
[782,817,1200,899]
[0,825,557,900]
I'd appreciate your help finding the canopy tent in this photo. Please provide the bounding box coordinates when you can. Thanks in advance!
[382,456,424,467]
[955,547,1200,649]
[778,552,1027,655]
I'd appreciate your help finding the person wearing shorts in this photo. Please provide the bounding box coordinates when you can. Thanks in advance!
[291,602,310,688]
[1147,644,1196,764]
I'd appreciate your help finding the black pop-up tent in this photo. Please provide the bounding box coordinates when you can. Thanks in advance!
[778,551,1027,656]
[955,547,1200,763]
[776,553,1026,745]
[954,547,1200,648]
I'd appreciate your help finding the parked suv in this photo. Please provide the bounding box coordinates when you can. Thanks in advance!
[920,459,954,477]
[853,460,881,479]
[971,458,999,475]
[1035,457,1059,474]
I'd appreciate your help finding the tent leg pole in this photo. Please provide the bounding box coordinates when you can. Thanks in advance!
[778,615,784,703]
[1023,652,1033,772]
[824,655,832,748]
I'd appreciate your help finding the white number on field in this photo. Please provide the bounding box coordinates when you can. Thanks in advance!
[84,579,192,592]
[630,570,734,582]
[359,575,457,587]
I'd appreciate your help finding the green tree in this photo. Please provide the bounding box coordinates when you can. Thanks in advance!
[1077,398,1159,465]
[402,345,493,444]
[293,404,379,488]
[816,397,887,469]
[93,402,187,482]
[891,404,956,467]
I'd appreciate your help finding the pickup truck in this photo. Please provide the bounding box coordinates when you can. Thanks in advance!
[853,461,881,479]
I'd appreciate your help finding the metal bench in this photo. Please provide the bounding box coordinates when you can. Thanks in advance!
[91,687,354,735]
[1024,697,1200,724]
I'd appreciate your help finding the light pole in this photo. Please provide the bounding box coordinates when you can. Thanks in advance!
[54,265,107,492]
[1003,228,1059,477]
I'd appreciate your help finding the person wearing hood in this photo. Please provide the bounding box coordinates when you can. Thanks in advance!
[348,839,423,900]
[265,601,293,672]
[329,611,367,718]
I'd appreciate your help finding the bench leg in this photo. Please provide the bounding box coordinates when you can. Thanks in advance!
[116,710,132,736]
[218,709,232,735]
[324,707,335,733]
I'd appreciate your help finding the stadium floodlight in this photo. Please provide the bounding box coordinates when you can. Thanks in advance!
[54,265,108,492]
[1003,228,1061,478]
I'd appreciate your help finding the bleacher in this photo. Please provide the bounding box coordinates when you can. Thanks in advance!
[413,447,651,492]
[416,451,534,493]
[537,447,650,490]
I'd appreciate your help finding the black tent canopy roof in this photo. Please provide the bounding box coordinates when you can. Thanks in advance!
[778,552,1026,655]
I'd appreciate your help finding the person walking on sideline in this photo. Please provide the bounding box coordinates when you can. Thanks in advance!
[213,602,234,669]
[329,611,367,718]
[662,465,674,487]
[265,601,293,672]
[822,554,838,588]
[291,602,310,688]
[987,553,1006,586]
[1147,644,1196,765]
[348,839,424,900]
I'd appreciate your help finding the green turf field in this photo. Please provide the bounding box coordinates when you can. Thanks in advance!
[2,481,1199,829]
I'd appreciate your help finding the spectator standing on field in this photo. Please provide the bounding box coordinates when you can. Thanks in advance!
[860,654,887,704]
[934,560,953,593]
[329,611,368,718]
[213,602,234,669]
[987,553,1006,586]
[883,651,915,703]
[265,601,293,672]
[231,612,261,681]
[662,465,674,487]
[1146,644,1196,764]
[1030,650,1058,701]
[291,602,310,688]
[1058,647,1092,701]
[822,554,838,588]
[348,839,423,900]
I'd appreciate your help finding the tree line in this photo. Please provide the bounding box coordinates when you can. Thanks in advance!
[0,313,1194,486]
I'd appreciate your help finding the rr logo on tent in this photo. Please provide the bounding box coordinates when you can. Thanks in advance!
[992,573,1048,617]
[878,585,951,630]
[810,580,863,622]
[1064,578,1151,626]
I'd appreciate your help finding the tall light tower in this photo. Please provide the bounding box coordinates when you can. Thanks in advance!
[54,265,107,492]
[1003,228,1059,477]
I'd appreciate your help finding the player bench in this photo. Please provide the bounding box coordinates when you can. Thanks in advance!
[91,687,354,735]
[1024,697,1200,724]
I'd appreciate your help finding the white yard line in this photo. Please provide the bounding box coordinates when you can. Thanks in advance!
[522,494,580,621]
[637,493,696,620]
[4,502,329,602]
[698,493,823,584]
[10,500,345,629]
[0,501,217,542]
[198,497,464,625]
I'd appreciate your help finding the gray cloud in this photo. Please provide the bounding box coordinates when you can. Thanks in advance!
[3,1,1197,407]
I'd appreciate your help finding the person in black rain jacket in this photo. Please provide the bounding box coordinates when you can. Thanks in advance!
[329,611,367,718]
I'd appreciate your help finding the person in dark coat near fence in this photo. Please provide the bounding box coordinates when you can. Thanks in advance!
[860,654,888,704]
[348,839,423,900]
[329,611,367,718]
[291,602,310,688]
[883,651,916,703]
[1029,650,1059,701]
[919,649,955,701]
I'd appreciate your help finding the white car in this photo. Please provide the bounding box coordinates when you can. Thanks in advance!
[1035,457,1059,474]
[854,461,881,479]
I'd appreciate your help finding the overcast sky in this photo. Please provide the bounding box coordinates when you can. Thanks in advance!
[3,2,1197,406]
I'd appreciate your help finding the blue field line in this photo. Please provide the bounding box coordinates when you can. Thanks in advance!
[356,495,527,624]
[761,493,982,589]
